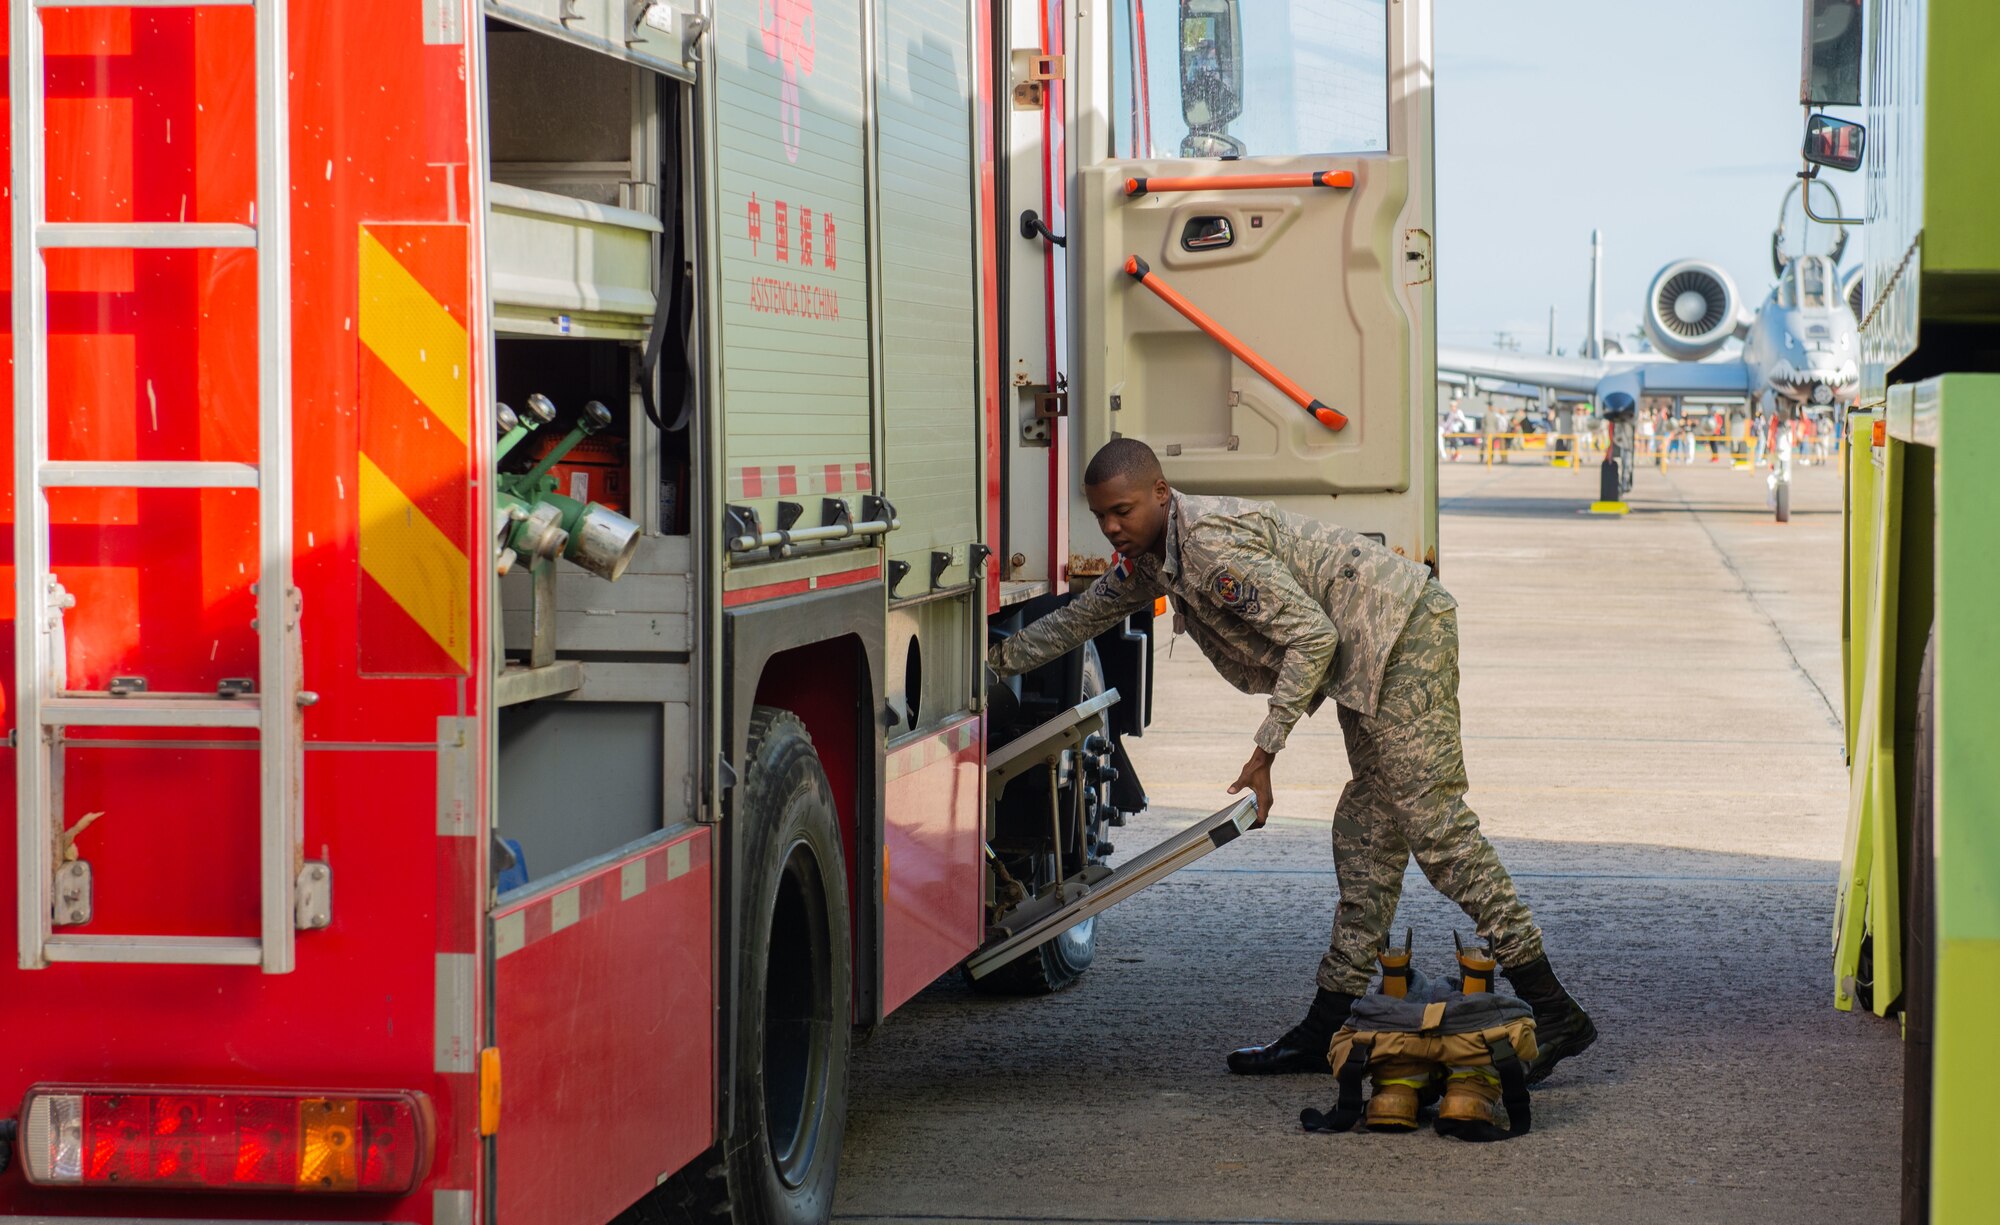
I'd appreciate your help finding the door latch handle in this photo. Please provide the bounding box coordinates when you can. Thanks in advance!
[1019,209,1066,248]
[1181,216,1234,251]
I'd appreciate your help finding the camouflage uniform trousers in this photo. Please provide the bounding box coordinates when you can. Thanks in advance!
[1316,578,1545,994]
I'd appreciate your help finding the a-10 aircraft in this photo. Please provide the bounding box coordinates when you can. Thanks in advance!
[1442,187,1862,521]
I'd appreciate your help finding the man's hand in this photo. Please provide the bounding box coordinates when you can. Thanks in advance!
[1227,745,1276,828]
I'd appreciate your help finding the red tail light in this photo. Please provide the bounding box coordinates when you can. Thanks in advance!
[150,1094,225,1185]
[21,1087,431,1194]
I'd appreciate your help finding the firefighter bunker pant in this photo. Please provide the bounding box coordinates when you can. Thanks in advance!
[1318,580,1545,994]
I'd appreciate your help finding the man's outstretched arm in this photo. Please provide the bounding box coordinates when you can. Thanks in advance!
[990,565,1158,679]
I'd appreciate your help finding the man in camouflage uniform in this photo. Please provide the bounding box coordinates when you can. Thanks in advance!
[990,439,1596,1081]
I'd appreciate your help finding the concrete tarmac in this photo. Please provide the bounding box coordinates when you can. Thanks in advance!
[836,455,1900,1225]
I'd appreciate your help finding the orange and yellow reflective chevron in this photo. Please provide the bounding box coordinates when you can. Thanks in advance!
[356,224,472,675]
[359,230,469,443]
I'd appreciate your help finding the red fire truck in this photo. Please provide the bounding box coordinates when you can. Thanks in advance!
[0,0,1436,1221]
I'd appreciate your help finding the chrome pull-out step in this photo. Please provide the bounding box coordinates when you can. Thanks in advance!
[964,796,1258,981]
[985,688,1121,789]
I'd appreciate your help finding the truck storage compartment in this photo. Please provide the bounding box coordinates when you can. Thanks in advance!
[485,18,662,339]
[487,184,661,339]
[483,22,695,846]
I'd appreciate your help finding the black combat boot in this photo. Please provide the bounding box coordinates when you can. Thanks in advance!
[1502,956,1597,1084]
[1226,988,1357,1075]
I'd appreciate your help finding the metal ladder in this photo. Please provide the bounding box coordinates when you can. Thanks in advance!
[10,0,305,972]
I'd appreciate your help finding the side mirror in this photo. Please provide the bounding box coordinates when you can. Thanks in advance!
[1803,114,1865,172]
[1179,0,1242,137]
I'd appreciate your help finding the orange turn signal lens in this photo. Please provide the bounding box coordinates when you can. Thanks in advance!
[297,1097,359,1192]
[478,1047,503,1137]
[1872,419,1886,447]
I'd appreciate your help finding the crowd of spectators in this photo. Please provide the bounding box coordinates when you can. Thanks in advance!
[1440,399,1844,466]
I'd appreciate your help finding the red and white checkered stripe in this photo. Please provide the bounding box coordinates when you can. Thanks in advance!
[436,717,481,1218]
[491,831,711,962]
[733,461,874,500]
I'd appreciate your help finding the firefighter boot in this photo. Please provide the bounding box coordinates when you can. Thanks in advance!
[1226,988,1358,1075]
[1434,1070,1505,1140]
[1502,956,1597,1084]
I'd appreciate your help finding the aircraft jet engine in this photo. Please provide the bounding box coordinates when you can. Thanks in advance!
[1643,259,1742,360]
[1840,265,1864,322]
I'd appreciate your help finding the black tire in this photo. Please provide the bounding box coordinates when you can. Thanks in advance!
[1901,629,1936,1225]
[967,646,1107,996]
[1776,480,1792,523]
[622,707,850,1225]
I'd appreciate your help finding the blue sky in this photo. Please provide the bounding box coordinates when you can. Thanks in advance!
[1435,0,1852,354]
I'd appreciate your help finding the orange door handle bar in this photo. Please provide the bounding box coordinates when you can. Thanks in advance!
[1123,256,1346,431]
[1123,169,1354,197]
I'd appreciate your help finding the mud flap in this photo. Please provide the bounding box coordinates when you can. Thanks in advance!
[964,794,1257,980]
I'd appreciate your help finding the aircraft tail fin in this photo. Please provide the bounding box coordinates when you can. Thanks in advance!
[1585,229,1603,361]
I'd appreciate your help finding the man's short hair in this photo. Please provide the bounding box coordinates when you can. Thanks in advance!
[1082,438,1163,488]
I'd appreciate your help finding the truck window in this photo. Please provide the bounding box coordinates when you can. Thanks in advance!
[1108,0,1389,159]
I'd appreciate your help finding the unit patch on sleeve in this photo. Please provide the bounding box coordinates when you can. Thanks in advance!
[1213,570,1260,615]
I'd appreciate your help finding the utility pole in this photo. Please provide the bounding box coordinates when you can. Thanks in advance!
[1548,305,1558,355]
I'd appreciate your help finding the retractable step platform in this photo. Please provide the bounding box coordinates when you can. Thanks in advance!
[965,795,1258,980]
[971,686,1257,980]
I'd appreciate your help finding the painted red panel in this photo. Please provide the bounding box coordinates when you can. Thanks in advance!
[0,750,463,1222]
[55,742,261,936]
[282,0,483,748]
[721,562,880,608]
[882,718,984,1015]
[0,3,487,1223]
[977,0,1002,616]
[494,830,715,1225]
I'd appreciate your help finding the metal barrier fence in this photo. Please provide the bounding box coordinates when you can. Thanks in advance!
[1441,429,1842,470]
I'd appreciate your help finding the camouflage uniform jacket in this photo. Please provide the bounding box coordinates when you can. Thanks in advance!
[990,492,1442,752]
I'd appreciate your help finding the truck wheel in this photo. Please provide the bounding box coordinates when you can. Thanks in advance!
[624,707,850,1225]
[1901,629,1936,1225]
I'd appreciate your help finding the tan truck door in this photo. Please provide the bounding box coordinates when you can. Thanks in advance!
[1067,0,1437,557]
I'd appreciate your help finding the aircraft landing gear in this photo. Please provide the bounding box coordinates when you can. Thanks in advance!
[1594,391,1639,512]
[1766,414,1796,523]
[1611,417,1637,497]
